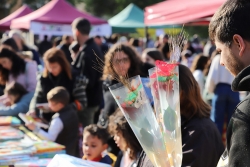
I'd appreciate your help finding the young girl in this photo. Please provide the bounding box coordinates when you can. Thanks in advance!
[27,48,85,122]
[190,55,209,95]
[109,109,142,167]
[0,82,33,116]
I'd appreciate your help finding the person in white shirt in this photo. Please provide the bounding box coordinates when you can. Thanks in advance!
[205,54,240,134]
[191,55,209,95]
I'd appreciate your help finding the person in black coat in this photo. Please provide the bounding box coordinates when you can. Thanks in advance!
[57,35,73,63]
[27,48,86,122]
[138,64,224,167]
[71,18,104,128]
[38,35,52,57]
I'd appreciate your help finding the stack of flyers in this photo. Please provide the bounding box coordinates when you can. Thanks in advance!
[33,141,65,153]
[0,116,21,126]
[0,126,24,141]
[34,150,66,159]
[0,116,12,125]
[0,155,34,166]
[0,140,36,158]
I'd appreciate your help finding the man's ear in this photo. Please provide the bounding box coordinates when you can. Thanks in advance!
[74,29,79,36]
[233,34,245,57]
[103,143,108,150]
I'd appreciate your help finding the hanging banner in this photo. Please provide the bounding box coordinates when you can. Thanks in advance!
[30,22,112,37]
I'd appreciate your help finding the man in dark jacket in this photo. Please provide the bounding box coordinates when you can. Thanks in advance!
[209,0,250,166]
[71,18,104,128]
[39,35,52,57]
[57,35,73,63]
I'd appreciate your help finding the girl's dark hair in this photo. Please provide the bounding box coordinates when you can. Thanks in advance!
[5,82,28,103]
[1,38,18,52]
[129,38,140,47]
[179,64,211,119]
[0,46,26,84]
[109,109,142,160]
[143,48,164,61]
[160,43,170,60]
[103,44,142,80]
[190,54,209,73]
[69,41,80,54]
[43,48,72,80]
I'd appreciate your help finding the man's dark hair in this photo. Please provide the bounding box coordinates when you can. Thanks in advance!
[84,124,110,144]
[47,86,69,105]
[44,35,48,40]
[95,35,101,39]
[209,0,250,46]
[72,17,91,35]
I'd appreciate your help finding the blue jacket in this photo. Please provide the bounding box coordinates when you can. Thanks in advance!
[0,92,34,116]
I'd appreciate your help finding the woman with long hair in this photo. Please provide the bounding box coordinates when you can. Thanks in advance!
[190,54,209,95]
[99,44,153,155]
[100,44,153,124]
[27,48,85,122]
[139,64,224,167]
[0,46,37,92]
[102,43,152,81]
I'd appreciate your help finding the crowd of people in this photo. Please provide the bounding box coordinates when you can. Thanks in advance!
[0,0,249,165]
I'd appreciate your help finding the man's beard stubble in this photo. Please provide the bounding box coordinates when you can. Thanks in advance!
[226,52,245,77]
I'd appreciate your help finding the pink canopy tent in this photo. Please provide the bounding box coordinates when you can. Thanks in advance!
[144,0,226,26]
[11,0,107,30]
[0,5,33,30]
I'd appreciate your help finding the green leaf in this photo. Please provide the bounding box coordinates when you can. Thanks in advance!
[163,107,176,132]
[140,128,154,149]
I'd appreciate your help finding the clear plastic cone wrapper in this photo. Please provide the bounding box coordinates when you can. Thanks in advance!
[149,61,182,167]
[109,75,171,167]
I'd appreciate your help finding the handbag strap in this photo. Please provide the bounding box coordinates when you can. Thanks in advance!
[79,45,87,76]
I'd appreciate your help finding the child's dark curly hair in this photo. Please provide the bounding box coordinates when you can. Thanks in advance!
[84,124,110,144]
[109,109,142,160]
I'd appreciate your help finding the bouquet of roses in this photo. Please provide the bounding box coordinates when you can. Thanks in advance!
[109,75,171,167]
[149,61,182,167]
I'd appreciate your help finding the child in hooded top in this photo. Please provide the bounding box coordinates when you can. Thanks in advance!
[82,124,114,166]
[0,82,34,116]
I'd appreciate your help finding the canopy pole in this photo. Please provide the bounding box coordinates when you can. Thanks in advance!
[144,26,148,49]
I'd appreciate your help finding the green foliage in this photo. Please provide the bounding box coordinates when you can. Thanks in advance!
[22,0,84,9]
[83,0,164,18]
[184,26,209,39]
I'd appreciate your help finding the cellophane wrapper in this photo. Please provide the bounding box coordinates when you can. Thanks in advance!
[109,75,171,167]
[149,61,182,167]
